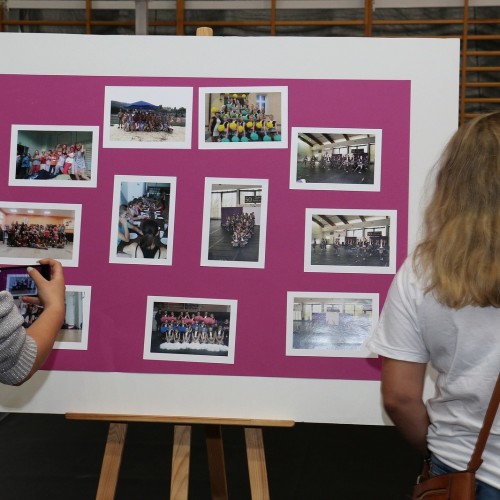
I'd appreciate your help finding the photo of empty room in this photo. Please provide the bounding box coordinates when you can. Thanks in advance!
[290,128,381,191]
[201,178,268,268]
[305,209,397,274]
[54,287,91,349]
[286,292,378,357]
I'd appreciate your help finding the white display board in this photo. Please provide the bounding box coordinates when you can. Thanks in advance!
[0,33,459,424]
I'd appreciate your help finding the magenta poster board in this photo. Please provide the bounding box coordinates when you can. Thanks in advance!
[0,34,460,422]
[0,72,410,382]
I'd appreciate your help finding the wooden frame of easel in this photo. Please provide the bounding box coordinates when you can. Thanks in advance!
[65,413,294,500]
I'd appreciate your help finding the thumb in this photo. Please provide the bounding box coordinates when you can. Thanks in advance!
[26,266,43,289]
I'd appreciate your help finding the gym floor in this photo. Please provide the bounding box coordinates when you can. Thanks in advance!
[208,221,260,263]
[0,412,420,499]
[296,162,375,186]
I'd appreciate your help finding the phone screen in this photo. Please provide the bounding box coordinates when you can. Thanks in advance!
[0,265,50,297]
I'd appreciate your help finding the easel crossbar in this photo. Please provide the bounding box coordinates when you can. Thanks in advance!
[65,413,295,427]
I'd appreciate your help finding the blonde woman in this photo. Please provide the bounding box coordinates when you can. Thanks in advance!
[367,112,500,498]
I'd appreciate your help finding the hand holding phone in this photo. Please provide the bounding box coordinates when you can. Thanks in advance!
[0,263,50,297]
[18,259,66,383]
[23,259,65,310]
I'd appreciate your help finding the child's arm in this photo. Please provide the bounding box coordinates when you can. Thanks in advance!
[22,258,65,382]
[0,291,37,385]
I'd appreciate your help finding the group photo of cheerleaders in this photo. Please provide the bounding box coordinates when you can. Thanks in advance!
[4,221,67,249]
[104,86,192,148]
[305,210,397,275]
[10,126,98,187]
[5,273,38,297]
[0,203,81,266]
[110,176,175,265]
[201,179,268,268]
[286,293,377,358]
[290,129,381,192]
[200,87,288,148]
[144,298,237,364]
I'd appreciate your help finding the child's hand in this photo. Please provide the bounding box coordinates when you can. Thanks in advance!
[22,259,65,312]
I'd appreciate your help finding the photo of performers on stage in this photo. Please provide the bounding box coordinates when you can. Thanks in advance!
[290,128,381,191]
[201,179,268,268]
[144,297,237,364]
[305,210,397,274]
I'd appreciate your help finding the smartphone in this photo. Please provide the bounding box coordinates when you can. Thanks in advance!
[0,264,51,297]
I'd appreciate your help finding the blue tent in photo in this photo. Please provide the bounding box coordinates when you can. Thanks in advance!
[124,100,159,110]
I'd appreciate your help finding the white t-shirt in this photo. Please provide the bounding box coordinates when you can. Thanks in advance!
[367,257,500,488]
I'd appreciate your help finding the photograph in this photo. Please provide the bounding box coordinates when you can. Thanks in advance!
[290,128,382,192]
[143,296,237,364]
[199,86,288,149]
[200,178,269,268]
[5,273,37,298]
[103,86,193,149]
[286,292,378,358]
[304,209,397,274]
[109,175,176,266]
[13,285,91,350]
[9,125,99,188]
[0,202,81,267]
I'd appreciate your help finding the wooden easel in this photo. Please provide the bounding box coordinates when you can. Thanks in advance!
[65,413,294,500]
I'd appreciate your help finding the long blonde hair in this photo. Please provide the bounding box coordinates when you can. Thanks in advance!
[413,111,500,308]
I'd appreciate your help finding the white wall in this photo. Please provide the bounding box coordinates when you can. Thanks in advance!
[242,205,261,225]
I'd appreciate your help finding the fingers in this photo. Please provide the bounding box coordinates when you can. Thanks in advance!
[25,259,65,311]
[26,259,64,292]
[26,264,44,289]
[35,258,64,282]
[21,296,41,306]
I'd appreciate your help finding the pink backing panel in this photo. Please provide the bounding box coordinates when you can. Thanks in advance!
[0,75,411,381]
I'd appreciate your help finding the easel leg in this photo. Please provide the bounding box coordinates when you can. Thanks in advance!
[205,425,229,500]
[244,428,270,500]
[96,422,127,500]
[170,425,191,500]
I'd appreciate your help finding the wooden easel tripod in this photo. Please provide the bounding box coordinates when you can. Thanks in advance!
[66,413,294,500]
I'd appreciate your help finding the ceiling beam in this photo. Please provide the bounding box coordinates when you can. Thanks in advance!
[304,133,323,146]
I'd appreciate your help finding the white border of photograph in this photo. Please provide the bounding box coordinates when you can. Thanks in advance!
[0,201,82,267]
[286,291,379,358]
[108,175,177,266]
[289,127,382,192]
[9,124,100,189]
[304,208,397,275]
[200,177,269,269]
[102,86,193,149]
[143,296,238,364]
[53,285,91,351]
[198,86,288,150]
